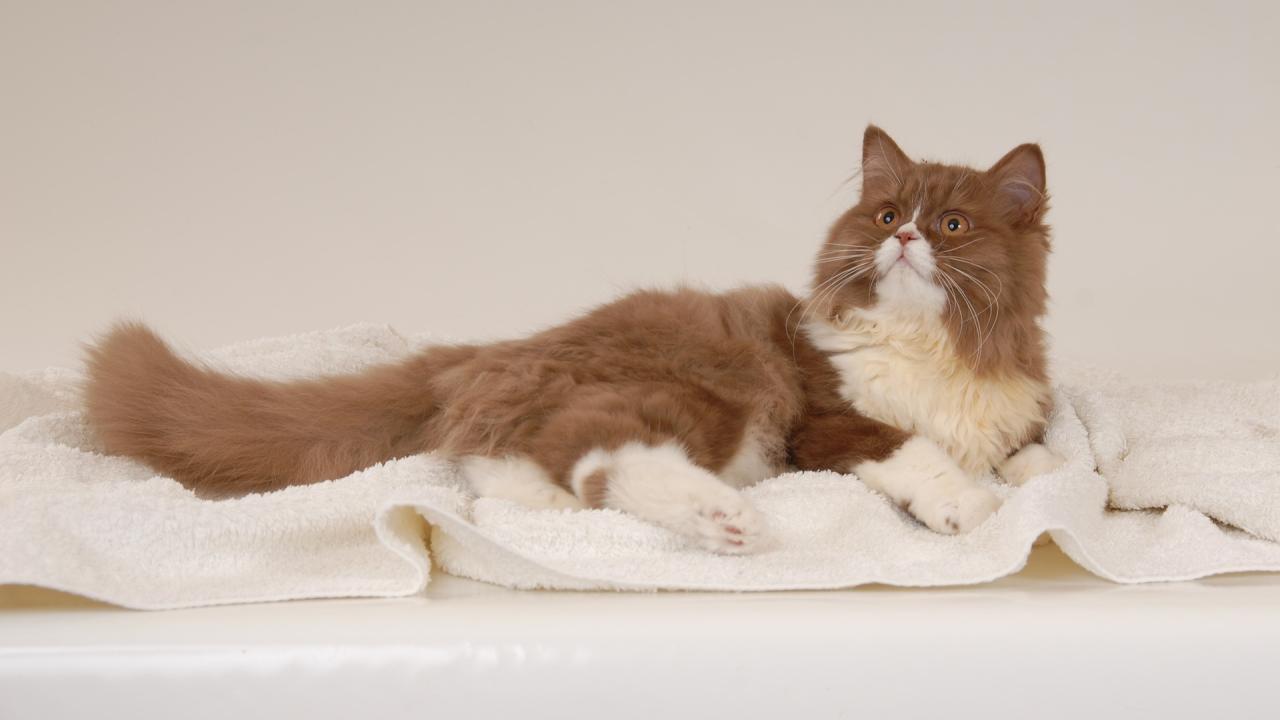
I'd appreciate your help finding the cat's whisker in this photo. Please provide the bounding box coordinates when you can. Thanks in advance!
[940,253,1001,281]
[800,263,875,331]
[982,297,1002,361]
[947,267,984,323]
[793,279,846,342]
[805,267,868,313]
[818,243,876,251]
[818,251,874,259]
[939,267,985,358]
[814,247,876,259]
[947,268,1000,352]
[803,260,871,301]
[825,267,876,315]
[947,261,1004,311]
[812,263,874,309]
[941,256,1006,347]
[937,235,988,255]
[936,272,969,329]
[942,263,1003,362]
[945,276,973,331]
[814,247,872,255]
[786,260,875,343]
[815,253,874,260]
[948,266,998,312]
[853,230,890,245]
[813,253,875,265]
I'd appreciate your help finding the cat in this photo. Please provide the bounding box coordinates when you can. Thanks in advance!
[83,125,1063,554]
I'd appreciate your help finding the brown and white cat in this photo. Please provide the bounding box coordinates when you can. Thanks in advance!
[83,126,1062,554]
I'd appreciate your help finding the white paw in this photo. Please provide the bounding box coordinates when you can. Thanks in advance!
[998,443,1064,487]
[585,442,775,555]
[687,494,771,555]
[535,485,588,510]
[463,455,586,511]
[909,485,1001,534]
[856,437,1001,534]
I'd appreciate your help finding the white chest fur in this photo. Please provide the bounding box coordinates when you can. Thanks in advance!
[805,310,1049,473]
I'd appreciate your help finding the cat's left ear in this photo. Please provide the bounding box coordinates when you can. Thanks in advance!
[861,125,912,193]
[988,144,1047,225]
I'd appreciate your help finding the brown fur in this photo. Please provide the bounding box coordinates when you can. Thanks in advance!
[88,287,823,496]
[84,324,474,494]
[84,125,1051,509]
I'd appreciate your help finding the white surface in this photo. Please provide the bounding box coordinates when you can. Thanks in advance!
[2,1,1279,380]
[2,547,1279,720]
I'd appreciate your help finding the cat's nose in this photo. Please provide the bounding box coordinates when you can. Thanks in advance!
[895,230,918,245]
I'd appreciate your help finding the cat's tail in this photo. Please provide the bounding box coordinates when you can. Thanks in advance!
[83,322,465,496]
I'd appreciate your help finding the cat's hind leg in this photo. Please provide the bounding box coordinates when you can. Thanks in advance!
[462,455,586,510]
[570,442,772,555]
[522,386,772,554]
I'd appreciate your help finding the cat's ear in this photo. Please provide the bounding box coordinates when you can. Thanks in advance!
[861,125,911,192]
[988,143,1047,225]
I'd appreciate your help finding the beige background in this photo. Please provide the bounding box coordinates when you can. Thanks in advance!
[2,1,1277,379]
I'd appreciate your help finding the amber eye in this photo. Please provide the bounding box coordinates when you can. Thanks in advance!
[940,212,970,235]
[876,207,899,226]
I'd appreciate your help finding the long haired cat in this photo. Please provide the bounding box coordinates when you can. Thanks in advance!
[84,126,1062,554]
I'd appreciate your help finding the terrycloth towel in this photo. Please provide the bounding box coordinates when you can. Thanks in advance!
[1,325,1277,608]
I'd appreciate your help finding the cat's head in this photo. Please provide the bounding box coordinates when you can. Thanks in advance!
[810,125,1051,377]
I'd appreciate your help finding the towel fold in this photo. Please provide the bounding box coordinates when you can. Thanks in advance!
[2,324,1277,609]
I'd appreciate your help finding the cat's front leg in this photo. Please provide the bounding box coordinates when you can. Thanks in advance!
[853,437,1000,533]
[998,443,1064,487]
[792,414,999,533]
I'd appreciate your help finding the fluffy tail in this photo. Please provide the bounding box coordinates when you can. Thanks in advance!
[83,323,458,496]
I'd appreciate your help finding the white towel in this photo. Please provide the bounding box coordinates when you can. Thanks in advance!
[1,324,1277,609]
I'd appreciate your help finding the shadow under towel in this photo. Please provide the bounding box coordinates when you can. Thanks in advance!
[1,324,1277,609]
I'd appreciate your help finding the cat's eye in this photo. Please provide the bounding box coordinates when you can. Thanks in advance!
[940,213,970,235]
[876,207,899,226]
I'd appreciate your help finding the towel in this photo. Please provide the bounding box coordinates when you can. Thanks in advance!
[2,324,1278,608]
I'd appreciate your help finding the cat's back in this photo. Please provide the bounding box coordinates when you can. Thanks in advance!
[542,284,801,369]
[581,283,797,335]
[456,284,804,397]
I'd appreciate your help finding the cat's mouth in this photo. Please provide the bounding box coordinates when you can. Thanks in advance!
[874,235,937,289]
[890,254,926,279]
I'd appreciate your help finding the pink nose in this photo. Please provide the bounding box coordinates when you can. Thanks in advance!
[895,230,917,246]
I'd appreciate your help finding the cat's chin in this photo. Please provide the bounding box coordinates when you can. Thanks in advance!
[872,265,947,318]
[890,256,925,278]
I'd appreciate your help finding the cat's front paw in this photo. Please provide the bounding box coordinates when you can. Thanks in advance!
[998,443,1064,487]
[855,437,1000,534]
[910,485,1001,534]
